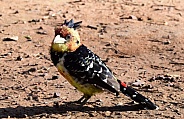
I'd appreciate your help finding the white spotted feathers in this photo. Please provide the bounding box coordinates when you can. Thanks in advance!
[50,19,157,110]
[63,45,120,94]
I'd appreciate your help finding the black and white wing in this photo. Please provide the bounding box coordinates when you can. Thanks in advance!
[63,45,120,94]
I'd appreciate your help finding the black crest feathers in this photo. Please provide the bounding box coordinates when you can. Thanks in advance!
[63,19,82,30]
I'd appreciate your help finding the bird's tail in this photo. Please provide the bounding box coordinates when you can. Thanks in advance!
[117,80,158,110]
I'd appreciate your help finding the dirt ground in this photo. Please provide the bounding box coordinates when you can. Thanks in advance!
[0,0,184,118]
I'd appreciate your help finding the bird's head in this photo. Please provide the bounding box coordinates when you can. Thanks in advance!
[51,19,82,53]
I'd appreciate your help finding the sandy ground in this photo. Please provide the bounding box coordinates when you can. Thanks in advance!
[0,0,184,118]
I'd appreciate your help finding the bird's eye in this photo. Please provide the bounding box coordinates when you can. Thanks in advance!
[76,40,80,44]
[65,35,71,40]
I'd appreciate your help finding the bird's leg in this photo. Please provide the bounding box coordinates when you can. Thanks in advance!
[80,95,91,105]
[75,95,91,105]
[76,95,85,103]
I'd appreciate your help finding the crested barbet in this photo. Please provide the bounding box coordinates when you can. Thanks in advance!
[50,19,157,110]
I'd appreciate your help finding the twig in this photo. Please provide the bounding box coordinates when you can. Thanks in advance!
[87,25,97,30]
[170,61,184,65]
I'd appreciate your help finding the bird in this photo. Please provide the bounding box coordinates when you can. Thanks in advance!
[50,19,157,110]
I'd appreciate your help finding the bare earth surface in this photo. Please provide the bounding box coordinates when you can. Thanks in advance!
[0,0,184,118]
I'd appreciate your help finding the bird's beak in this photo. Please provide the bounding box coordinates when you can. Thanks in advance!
[53,35,66,44]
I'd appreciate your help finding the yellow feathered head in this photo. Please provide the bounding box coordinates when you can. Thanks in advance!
[51,19,82,53]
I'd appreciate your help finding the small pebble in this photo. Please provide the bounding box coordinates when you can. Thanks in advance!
[53,92,60,98]
[52,75,59,80]
[15,56,23,61]
[28,67,36,72]
[28,19,40,23]
[163,40,171,45]
[36,30,47,35]
[3,36,18,41]
[116,102,123,106]
[105,111,111,117]
[28,96,33,100]
[25,35,32,41]
[13,10,19,14]
[132,80,145,87]
[129,15,137,20]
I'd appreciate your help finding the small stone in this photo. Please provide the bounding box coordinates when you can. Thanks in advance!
[3,36,18,41]
[25,35,32,41]
[163,40,171,45]
[105,43,111,46]
[116,32,122,37]
[96,99,103,105]
[36,30,47,35]
[28,96,33,100]
[132,80,145,87]
[96,99,102,102]
[28,19,40,23]
[28,67,36,72]
[15,56,23,61]
[105,111,111,117]
[137,17,143,21]
[0,30,3,33]
[164,22,168,25]
[62,96,67,100]
[52,75,59,80]
[116,102,123,106]
[129,15,137,20]
[173,83,180,88]
[43,16,50,19]
[53,92,60,98]
[147,17,152,20]
[13,10,19,14]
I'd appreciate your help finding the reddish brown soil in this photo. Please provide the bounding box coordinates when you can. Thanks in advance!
[0,0,184,118]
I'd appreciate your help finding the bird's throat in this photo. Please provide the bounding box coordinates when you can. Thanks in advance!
[51,43,68,53]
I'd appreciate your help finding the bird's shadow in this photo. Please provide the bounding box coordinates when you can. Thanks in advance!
[0,102,146,118]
